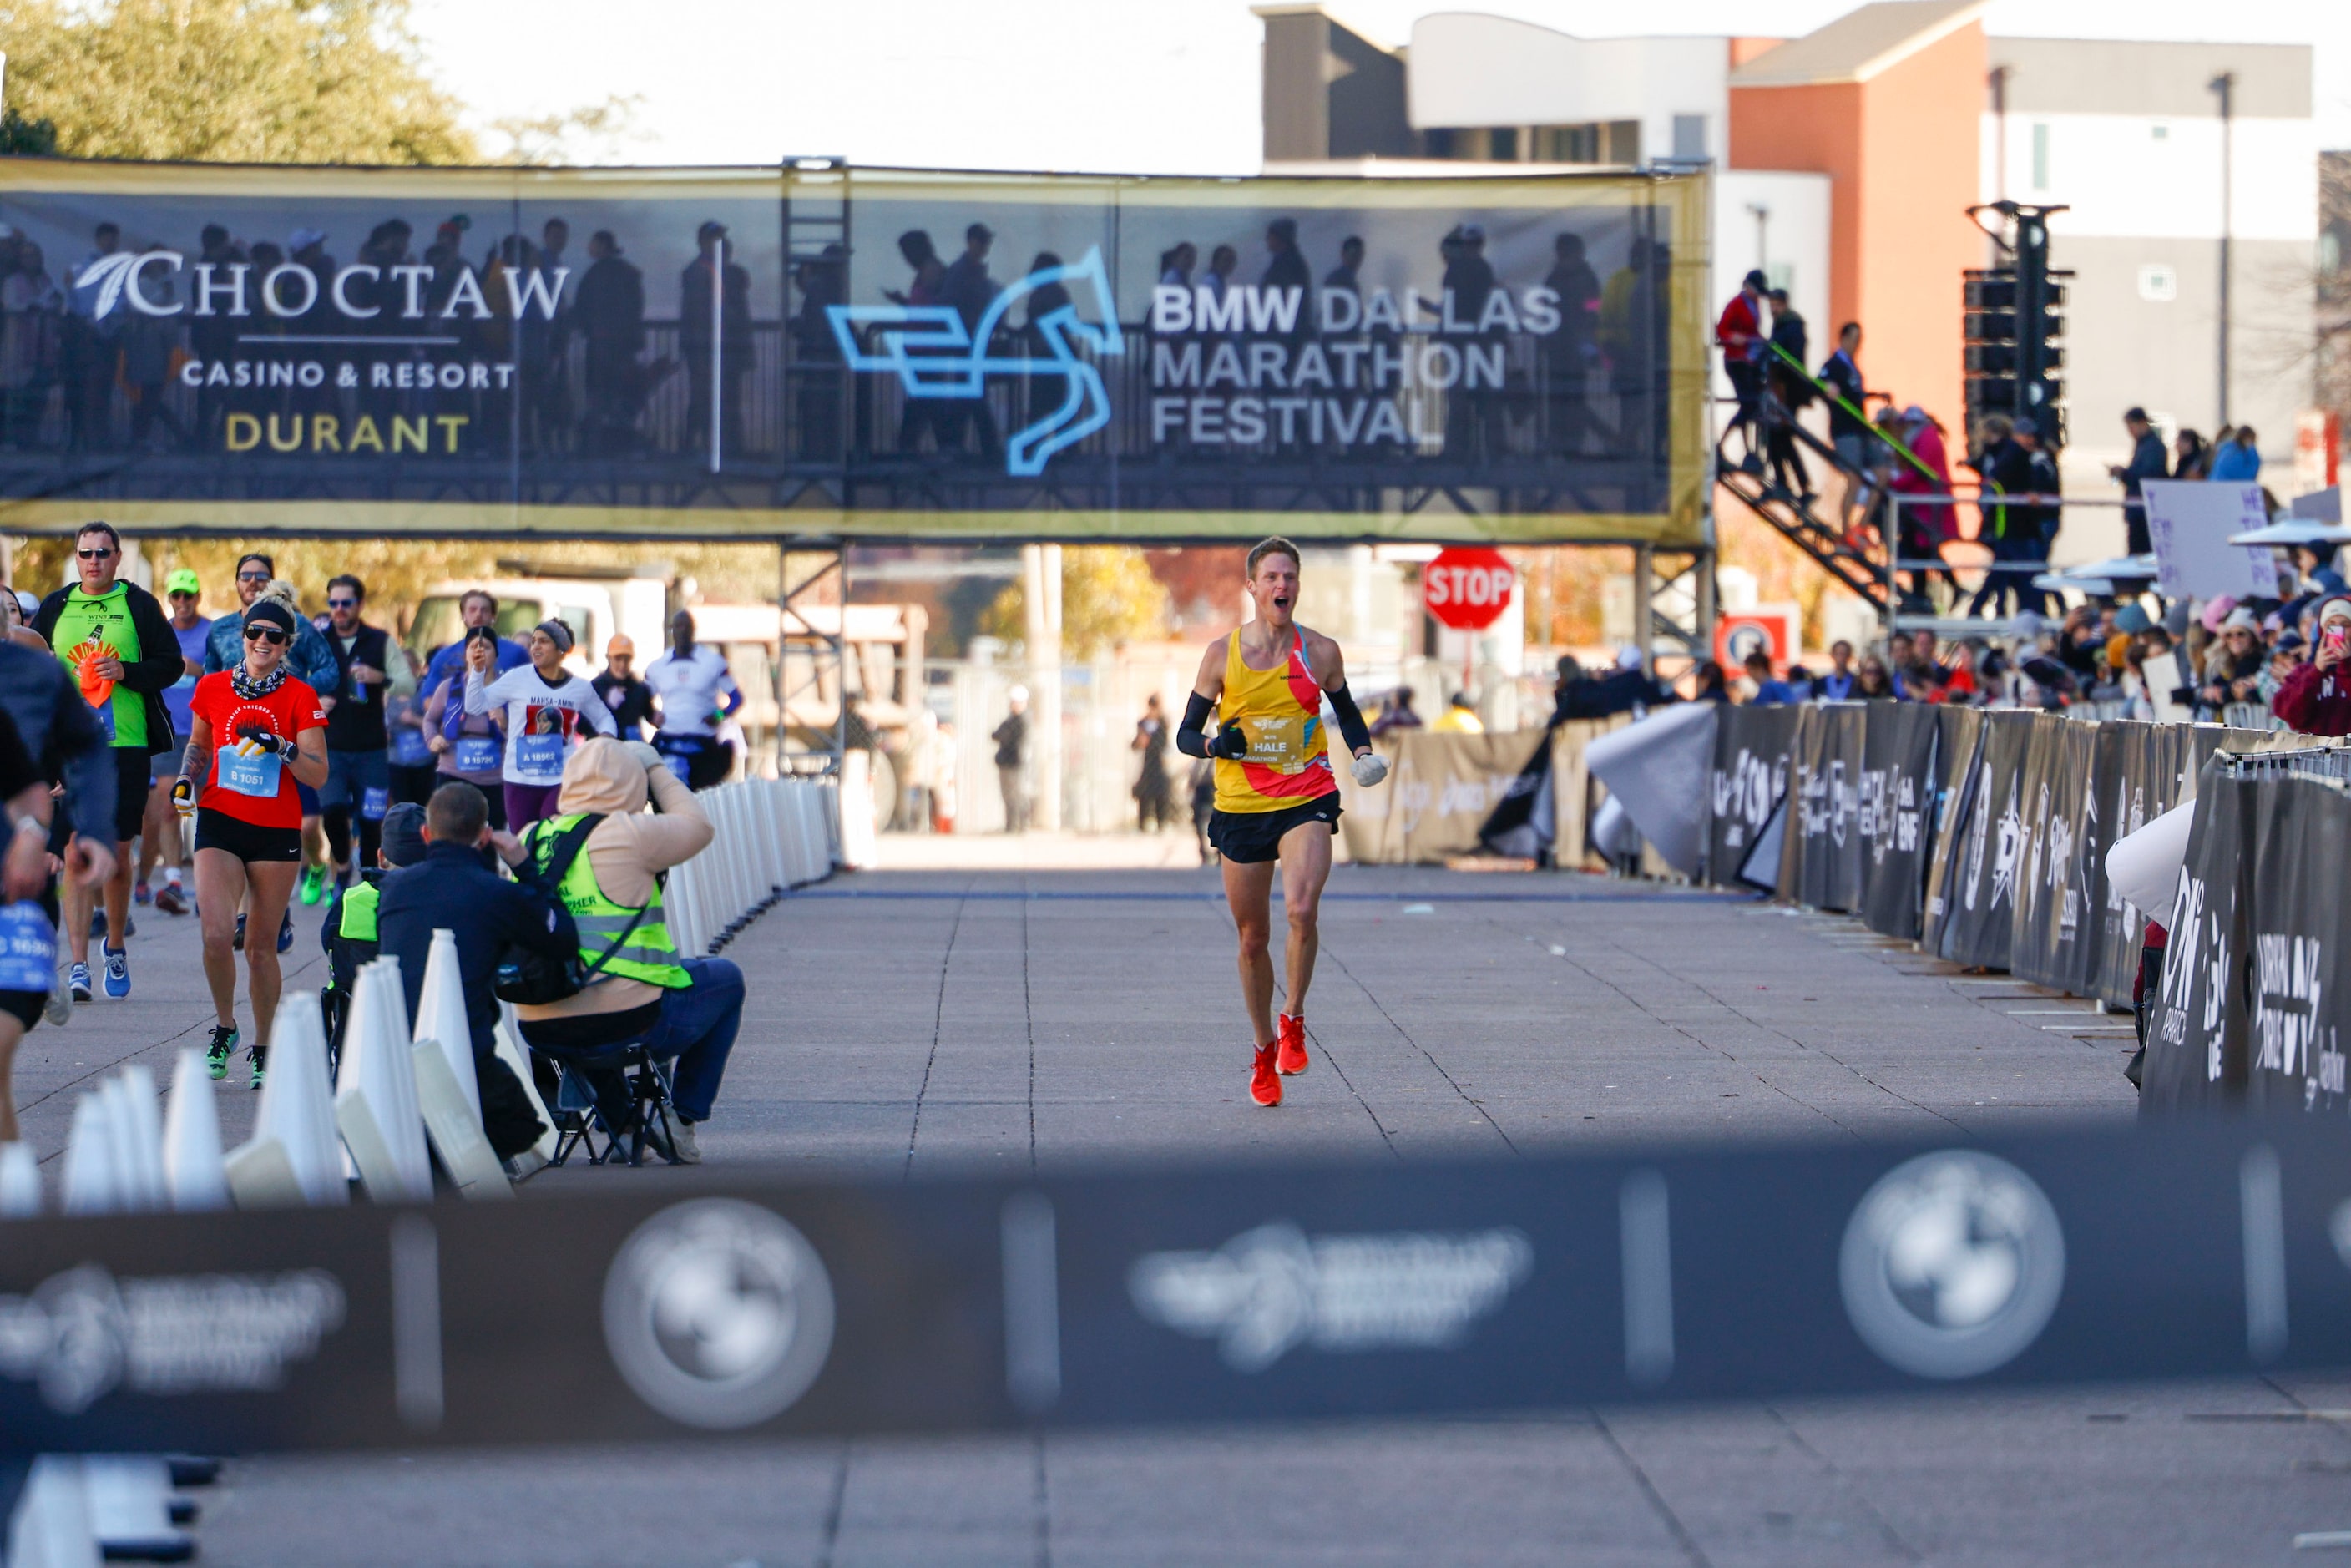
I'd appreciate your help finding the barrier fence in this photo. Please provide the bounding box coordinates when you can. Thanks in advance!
[0,1118,2346,1458]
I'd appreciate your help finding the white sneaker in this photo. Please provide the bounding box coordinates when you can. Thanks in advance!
[665,1111,702,1165]
[42,980,70,1027]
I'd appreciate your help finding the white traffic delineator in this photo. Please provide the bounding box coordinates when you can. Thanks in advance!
[333,958,432,1203]
[111,1065,168,1212]
[162,1047,228,1212]
[413,930,482,1121]
[61,1093,118,1216]
[493,999,559,1169]
[0,1140,41,1216]
[412,1035,510,1200]
[225,992,346,1207]
[7,1455,99,1568]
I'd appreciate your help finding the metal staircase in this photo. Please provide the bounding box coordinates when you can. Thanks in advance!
[1712,422,1889,613]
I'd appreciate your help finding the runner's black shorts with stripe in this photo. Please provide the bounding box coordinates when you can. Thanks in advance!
[1207,792,1342,864]
[194,807,302,863]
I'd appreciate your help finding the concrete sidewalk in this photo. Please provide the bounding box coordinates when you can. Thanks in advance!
[31,863,2347,1565]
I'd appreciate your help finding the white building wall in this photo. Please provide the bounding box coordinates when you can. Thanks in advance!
[1979,113,2318,243]
[1406,15,1731,164]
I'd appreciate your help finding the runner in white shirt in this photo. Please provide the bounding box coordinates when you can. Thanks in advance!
[643,610,742,789]
[459,618,617,827]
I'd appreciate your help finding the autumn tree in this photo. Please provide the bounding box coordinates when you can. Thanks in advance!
[0,0,477,165]
[983,547,1172,660]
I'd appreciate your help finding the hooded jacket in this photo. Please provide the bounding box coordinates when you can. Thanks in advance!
[516,736,713,1024]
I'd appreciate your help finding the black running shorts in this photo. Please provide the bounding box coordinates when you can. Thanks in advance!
[1207,792,1342,864]
[194,807,302,863]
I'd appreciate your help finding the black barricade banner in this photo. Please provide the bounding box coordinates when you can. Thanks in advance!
[2011,717,2102,994]
[1706,704,1800,888]
[0,1122,2349,1455]
[1939,711,2035,969]
[2247,778,2351,1116]
[1921,707,1986,954]
[1858,701,1939,940]
[2142,765,2254,1109]
[1777,702,1866,911]
[2091,722,2166,1007]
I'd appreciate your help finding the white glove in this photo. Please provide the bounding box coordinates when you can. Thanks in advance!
[1350,751,1388,788]
[624,739,666,775]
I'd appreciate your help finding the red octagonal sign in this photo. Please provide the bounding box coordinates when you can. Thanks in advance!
[1423,547,1516,632]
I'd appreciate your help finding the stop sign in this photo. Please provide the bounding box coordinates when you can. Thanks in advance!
[1423,547,1516,631]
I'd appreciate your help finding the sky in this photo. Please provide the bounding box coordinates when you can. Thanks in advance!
[411,0,2351,172]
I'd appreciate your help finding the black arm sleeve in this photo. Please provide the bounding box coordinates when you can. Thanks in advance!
[1326,683,1372,755]
[1176,691,1215,760]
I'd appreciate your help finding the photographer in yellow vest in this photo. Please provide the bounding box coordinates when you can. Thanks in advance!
[510,735,736,1163]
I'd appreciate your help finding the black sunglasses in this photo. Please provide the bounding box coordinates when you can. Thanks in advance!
[326,598,358,609]
[77,547,114,559]
[244,625,289,645]
[235,570,270,582]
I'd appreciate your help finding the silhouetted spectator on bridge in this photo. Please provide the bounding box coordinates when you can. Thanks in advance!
[790,242,846,460]
[681,220,753,459]
[936,224,1002,460]
[1542,233,1599,453]
[577,230,646,453]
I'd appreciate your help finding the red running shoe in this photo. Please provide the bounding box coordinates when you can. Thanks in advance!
[1250,1042,1282,1107]
[1277,1013,1309,1076]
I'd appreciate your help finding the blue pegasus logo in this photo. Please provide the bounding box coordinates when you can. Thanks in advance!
[826,245,1124,477]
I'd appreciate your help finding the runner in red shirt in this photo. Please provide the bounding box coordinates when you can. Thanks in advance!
[173,596,328,1088]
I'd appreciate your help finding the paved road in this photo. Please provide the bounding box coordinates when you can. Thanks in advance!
[25,865,2351,1565]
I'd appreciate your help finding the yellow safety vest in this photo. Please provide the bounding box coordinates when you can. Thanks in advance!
[523,812,690,989]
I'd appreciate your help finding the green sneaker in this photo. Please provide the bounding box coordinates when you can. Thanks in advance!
[247,1042,268,1090]
[298,866,327,906]
[205,1024,238,1080]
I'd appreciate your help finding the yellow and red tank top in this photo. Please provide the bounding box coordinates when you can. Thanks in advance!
[1213,627,1335,815]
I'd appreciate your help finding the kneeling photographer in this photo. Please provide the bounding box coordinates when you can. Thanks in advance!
[506,735,738,1163]
[377,781,570,1160]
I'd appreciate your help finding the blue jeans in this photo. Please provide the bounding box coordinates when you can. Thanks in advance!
[640,957,742,1121]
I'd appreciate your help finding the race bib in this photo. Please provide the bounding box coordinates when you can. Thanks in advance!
[453,736,501,774]
[1238,714,1307,773]
[216,744,281,799]
[390,728,432,767]
[361,786,389,822]
[513,731,566,777]
[0,903,54,994]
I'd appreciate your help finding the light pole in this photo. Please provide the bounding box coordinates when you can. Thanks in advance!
[2212,71,2235,427]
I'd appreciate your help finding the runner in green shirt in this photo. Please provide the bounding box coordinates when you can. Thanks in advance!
[31,524,185,1002]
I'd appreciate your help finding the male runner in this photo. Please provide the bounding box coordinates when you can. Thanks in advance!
[1176,538,1388,1107]
[317,574,403,890]
[643,609,741,788]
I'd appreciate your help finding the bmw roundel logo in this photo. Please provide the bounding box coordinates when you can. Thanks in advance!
[602,1199,837,1429]
[1839,1151,2065,1380]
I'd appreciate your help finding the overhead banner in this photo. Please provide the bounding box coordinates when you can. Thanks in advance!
[0,160,1707,544]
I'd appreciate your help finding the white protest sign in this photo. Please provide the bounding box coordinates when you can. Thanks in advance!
[2142,480,2278,600]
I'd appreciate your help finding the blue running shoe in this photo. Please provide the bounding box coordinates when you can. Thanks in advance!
[87,908,133,941]
[66,963,90,1004]
[102,945,129,999]
[277,909,294,953]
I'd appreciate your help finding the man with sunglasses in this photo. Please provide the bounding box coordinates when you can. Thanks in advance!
[317,574,409,893]
[202,553,337,948]
[31,522,185,1001]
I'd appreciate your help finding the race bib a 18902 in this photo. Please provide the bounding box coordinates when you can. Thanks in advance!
[513,731,565,778]
[0,903,54,993]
